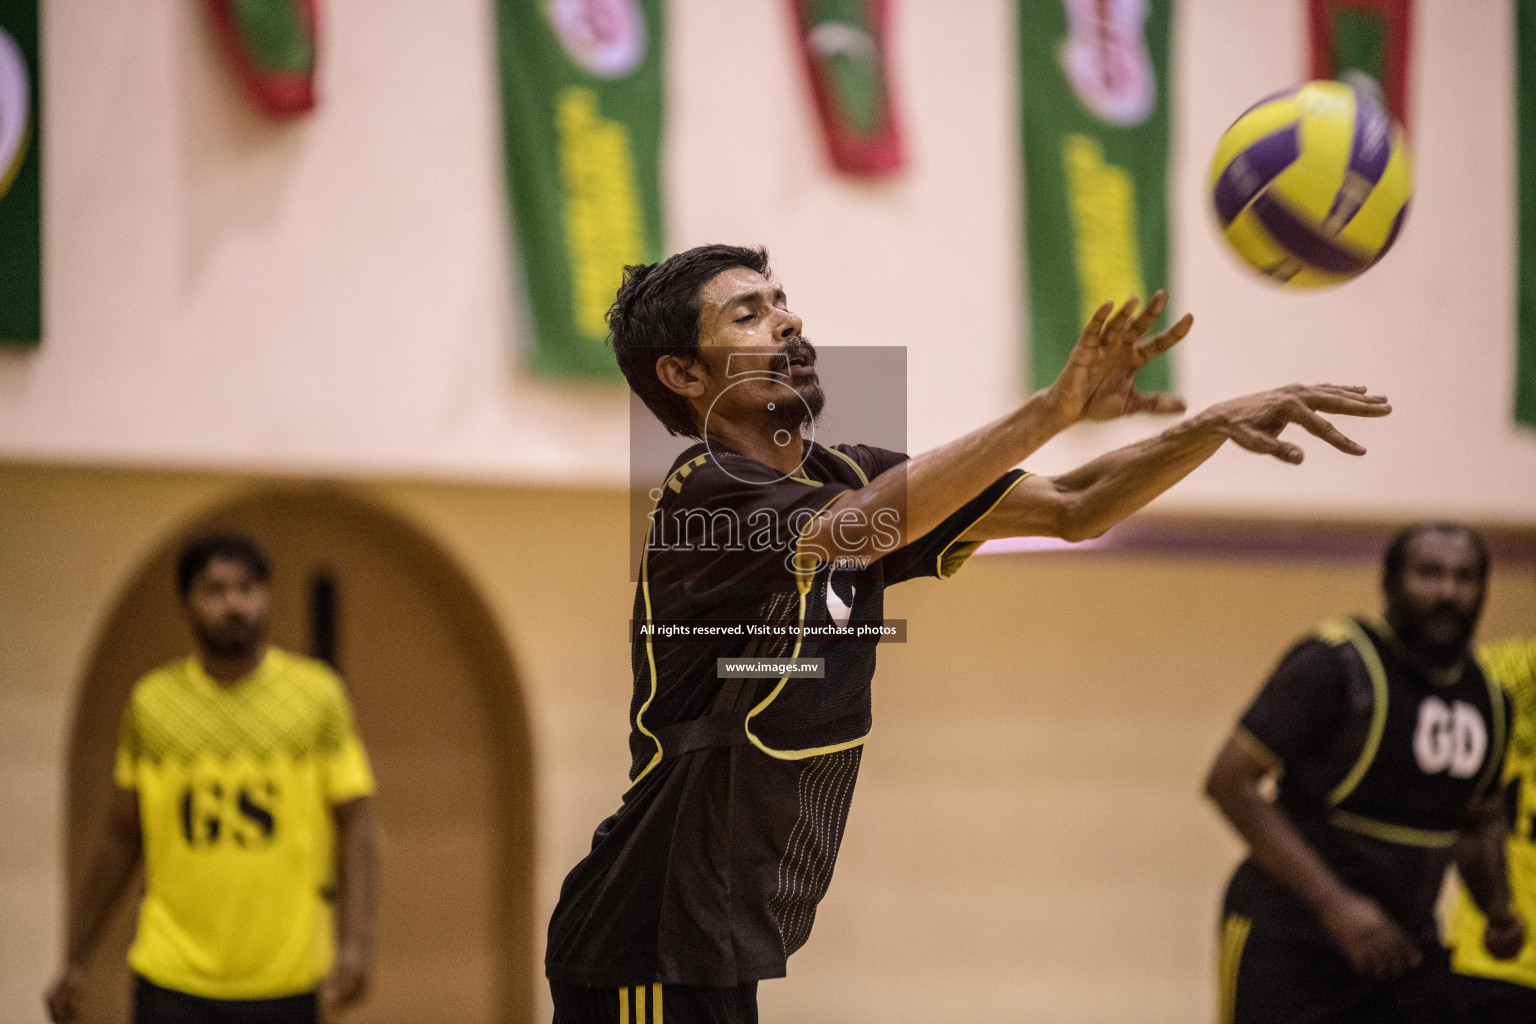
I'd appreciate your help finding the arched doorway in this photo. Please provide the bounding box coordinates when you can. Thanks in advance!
[65,487,534,1023]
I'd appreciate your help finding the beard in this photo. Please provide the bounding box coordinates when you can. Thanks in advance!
[766,336,825,432]
[1389,599,1479,666]
[193,613,264,660]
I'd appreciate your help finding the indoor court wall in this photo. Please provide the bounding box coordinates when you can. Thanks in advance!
[3,463,1532,1023]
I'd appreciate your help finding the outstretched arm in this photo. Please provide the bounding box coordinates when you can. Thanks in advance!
[804,293,1189,562]
[962,383,1392,543]
[1205,735,1420,980]
[1453,791,1526,960]
[45,788,142,1024]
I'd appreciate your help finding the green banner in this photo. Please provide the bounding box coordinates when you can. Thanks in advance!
[0,0,39,345]
[495,0,664,379]
[1519,0,1536,428]
[1020,0,1171,392]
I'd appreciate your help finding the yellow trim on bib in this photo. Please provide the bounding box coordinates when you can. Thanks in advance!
[1327,809,1459,848]
[631,457,709,783]
[744,491,872,761]
[1217,913,1251,1024]
[1324,619,1390,808]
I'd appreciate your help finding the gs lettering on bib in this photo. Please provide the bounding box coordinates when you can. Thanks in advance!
[178,776,280,849]
[1413,696,1488,779]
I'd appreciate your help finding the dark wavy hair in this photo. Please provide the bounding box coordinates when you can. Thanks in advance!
[176,532,271,598]
[1381,521,1489,594]
[609,244,772,438]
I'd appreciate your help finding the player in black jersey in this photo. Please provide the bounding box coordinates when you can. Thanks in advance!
[548,244,1393,1024]
[1206,523,1526,1024]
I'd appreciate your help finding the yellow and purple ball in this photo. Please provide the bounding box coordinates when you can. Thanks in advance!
[1208,80,1413,288]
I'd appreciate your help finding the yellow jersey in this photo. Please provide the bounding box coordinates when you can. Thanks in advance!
[1448,636,1536,987]
[114,648,374,1000]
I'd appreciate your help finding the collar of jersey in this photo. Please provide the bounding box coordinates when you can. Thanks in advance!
[1362,616,1469,689]
[184,647,277,696]
[704,438,829,486]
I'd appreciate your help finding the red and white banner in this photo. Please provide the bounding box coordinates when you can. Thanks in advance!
[205,0,320,118]
[1307,0,1412,127]
[787,0,904,177]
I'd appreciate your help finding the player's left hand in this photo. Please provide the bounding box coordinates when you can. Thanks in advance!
[320,943,370,1016]
[1049,291,1192,424]
[1485,908,1527,960]
[1199,383,1392,463]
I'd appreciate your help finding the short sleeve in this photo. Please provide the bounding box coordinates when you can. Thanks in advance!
[827,443,907,482]
[320,683,375,805]
[1237,639,1351,773]
[878,470,1030,585]
[113,698,137,790]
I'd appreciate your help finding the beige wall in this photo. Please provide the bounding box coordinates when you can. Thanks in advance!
[3,462,1533,1023]
[0,0,1532,516]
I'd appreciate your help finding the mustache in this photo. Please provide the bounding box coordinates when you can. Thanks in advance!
[1424,601,1474,622]
[766,337,816,378]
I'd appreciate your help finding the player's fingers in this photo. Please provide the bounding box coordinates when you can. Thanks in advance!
[1226,423,1303,464]
[1300,384,1389,404]
[1103,296,1140,343]
[1297,386,1392,415]
[1286,407,1367,455]
[1136,313,1193,359]
[1385,927,1420,972]
[1351,943,1384,979]
[1126,290,1167,340]
[1384,946,1417,978]
[1315,384,1369,394]
[1078,301,1114,347]
[1306,395,1393,418]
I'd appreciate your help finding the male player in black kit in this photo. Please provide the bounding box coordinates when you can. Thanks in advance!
[547,243,1393,1024]
[1206,522,1526,1024]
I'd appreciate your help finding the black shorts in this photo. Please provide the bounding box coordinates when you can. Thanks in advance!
[549,981,758,1024]
[133,977,316,1024]
[1450,972,1536,1024]
[1219,867,1451,1024]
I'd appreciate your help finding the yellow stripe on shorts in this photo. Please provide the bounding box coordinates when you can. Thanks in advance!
[1218,913,1252,1024]
[618,984,664,1024]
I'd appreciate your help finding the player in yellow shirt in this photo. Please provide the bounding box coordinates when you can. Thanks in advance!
[1447,633,1536,1023]
[45,533,378,1024]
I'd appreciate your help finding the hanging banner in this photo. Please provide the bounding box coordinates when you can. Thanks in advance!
[0,0,38,345]
[205,0,320,117]
[788,0,904,177]
[1020,0,1172,392]
[496,0,664,379]
[1308,0,1412,127]
[1518,1,1536,429]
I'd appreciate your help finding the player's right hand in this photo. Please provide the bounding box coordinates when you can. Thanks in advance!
[1484,907,1527,960]
[44,963,85,1024]
[1044,292,1191,426]
[1318,890,1422,980]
